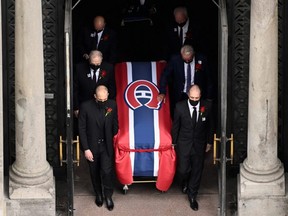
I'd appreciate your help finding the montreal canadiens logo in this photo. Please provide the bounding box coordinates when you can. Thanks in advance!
[124,80,162,110]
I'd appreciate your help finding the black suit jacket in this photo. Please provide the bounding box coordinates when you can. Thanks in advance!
[78,99,119,157]
[76,26,118,64]
[164,19,201,60]
[159,53,213,104]
[171,99,213,157]
[73,61,116,110]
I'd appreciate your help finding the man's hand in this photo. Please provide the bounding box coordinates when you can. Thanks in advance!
[205,144,212,152]
[84,149,94,162]
[157,94,166,102]
[74,110,79,118]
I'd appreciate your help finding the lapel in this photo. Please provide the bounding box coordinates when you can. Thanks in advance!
[172,24,178,36]
[98,28,108,48]
[103,102,113,128]
[195,101,205,129]
[86,66,92,81]
[184,101,194,127]
[97,68,104,82]
[90,30,97,49]
[86,66,96,89]
[93,101,102,129]
[194,55,201,83]
[178,57,185,85]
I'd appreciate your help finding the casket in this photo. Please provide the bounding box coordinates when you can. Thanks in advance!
[114,61,176,192]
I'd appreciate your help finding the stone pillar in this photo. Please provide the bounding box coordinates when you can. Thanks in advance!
[0,0,7,214]
[8,0,55,215]
[238,0,288,215]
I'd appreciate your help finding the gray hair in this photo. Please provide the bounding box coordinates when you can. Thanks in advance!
[89,50,103,59]
[181,45,194,56]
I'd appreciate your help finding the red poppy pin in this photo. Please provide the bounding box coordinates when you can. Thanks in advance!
[99,70,107,80]
[200,106,206,121]
[102,35,109,41]
[105,107,112,117]
[195,60,202,71]
[185,31,193,39]
[200,106,205,114]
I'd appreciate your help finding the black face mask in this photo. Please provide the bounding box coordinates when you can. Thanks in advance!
[189,100,199,106]
[96,29,103,34]
[90,64,100,71]
[178,21,187,28]
[184,59,193,64]
[97,100,107,109]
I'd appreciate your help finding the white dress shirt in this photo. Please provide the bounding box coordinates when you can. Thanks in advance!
[183,57,195,92]
[178,19,190,45]
[96,30,104,48]
[90,68,100,82]
[188,100,199,121]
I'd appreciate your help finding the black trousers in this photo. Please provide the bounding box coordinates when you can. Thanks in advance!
[187,154,204,198]
[87,144,114,198]
[176,152,204,198]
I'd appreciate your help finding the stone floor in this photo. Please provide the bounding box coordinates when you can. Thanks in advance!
[56,151,238,216]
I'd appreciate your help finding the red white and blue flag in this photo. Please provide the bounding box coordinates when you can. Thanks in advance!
[114,61,176,191]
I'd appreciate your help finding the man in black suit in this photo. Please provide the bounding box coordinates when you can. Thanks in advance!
[76,15,118,64]
[73,50,116,117]
[78,85,119,211]
[157,45,213,118]
[164,6,202,60]
[172,84,213,211]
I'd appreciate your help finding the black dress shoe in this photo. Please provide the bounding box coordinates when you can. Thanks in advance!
[105,197,114,211]
[182,185,188,194]
[95,195,103,207]
[189,197,199,211]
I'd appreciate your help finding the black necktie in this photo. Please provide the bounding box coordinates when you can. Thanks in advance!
[92,70,97,82]
[192,107,197,127]
[95,32,98,49]
[186,63,191,93]
[179,27,183,45]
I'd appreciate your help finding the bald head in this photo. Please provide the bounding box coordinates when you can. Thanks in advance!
[94,85,109,102]
[173,6,188,25]
[93,16,106,31]
[188,85,201,101]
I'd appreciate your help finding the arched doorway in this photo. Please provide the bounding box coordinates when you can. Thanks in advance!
[70,0,222,215]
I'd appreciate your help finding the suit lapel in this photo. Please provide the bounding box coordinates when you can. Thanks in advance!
[178,59,185,85]
[98,28,107,48]
[184,101,194,126]
[103,103,113,129]
[97,68,104,83]
[86,66,96,91]
[90,30,97,49]
[86,67,92,81]
[195,101,205,129]
[92,101,105,130]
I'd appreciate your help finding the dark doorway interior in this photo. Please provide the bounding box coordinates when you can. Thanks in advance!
[71,0,218,71]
